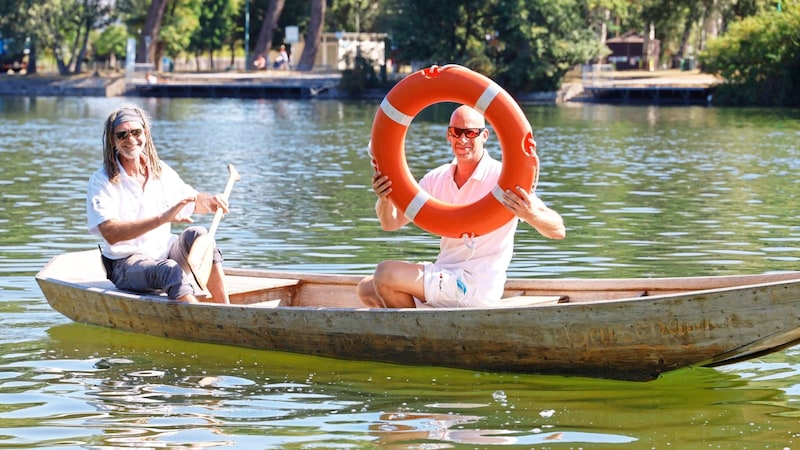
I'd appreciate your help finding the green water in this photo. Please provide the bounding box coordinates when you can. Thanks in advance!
[1,96,800,448]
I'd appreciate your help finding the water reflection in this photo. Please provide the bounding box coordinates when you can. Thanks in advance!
[0,324,786,448]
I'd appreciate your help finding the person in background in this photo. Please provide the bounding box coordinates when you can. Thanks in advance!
[357,105,565,308]
[274,45,290,70]
[253,54,267,70]
[87,105,230,304]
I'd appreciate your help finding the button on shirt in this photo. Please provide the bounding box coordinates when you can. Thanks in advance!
[87,160,197,260]
[418,153,518,304]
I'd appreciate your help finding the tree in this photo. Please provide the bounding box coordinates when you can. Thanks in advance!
[326,0,383,32]
[74,0,113,73]
[117,0,204,71]
[381,0,488,67]
[382,0,603,94]
[493,0,604,92]
[156,0,202,70]
[138,0,169,64]
[188,0,235,70]
[22,0,110,75]
[700,2,800,105]
[252,0,285,68]
[295,0,324,71]
[94,23,129,68]
[1,0,33,73]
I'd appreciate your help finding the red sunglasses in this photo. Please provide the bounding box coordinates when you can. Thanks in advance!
[447,127,485,139]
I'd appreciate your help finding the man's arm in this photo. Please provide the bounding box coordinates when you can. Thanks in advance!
[372,171,410,231]
[97,197,197,244]
[503,186,566,240]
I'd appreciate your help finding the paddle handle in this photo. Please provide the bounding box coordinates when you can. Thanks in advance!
[207,164,240,238]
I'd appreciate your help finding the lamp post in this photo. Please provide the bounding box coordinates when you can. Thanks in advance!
[244,0,250,70]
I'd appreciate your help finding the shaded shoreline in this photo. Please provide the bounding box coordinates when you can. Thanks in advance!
[0,69,720,105]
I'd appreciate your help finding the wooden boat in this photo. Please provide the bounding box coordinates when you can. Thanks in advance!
[36,249,800,381]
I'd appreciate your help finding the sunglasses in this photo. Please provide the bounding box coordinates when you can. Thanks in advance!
[114,128,144,140]
[447,127,485,139]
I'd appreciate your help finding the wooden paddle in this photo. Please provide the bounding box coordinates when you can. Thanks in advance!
[187,163,240,291]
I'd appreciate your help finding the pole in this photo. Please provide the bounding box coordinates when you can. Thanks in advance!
[244,0,250,70]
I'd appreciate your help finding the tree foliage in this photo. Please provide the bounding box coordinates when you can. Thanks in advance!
[158,0,203,64]
[381,0,604,93]
[19,0,111,74]
[1,0,796,104]
[189,0,235,69]
[700,2,800,106]
[492,0,605,92]
[93,24,128,60]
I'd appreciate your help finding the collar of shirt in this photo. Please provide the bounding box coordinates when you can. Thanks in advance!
[448,151,497,185]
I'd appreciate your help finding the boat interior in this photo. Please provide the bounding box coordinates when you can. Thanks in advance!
[39,250,800,309]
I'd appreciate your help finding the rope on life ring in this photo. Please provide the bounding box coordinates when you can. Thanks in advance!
[369,64,539,238]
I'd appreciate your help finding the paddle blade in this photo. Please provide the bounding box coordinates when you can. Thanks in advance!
[187,234,214,290]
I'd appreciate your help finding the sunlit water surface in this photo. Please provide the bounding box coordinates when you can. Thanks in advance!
[1,96,799,448]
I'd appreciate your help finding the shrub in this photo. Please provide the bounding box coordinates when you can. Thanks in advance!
[700,5,800,106]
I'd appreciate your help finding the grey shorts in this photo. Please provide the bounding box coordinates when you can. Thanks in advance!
[104,226,222,299]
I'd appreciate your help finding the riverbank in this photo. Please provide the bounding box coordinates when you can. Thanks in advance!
[0,70,339,99]
[0,73,128,97]
[0,68,721,104]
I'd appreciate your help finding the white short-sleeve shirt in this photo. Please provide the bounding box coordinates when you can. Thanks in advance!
[87,160,197,260]
[418,153,518,305]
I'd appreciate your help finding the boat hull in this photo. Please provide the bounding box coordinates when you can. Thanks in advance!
[36,250,800,381]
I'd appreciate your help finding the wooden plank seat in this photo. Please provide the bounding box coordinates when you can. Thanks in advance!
[75,275,300,305]
[226,275,300,305]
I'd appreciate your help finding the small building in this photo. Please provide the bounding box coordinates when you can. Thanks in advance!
[606,31,660,71]
[317,32,387,72]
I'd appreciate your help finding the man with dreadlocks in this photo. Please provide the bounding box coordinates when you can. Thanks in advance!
[87,105,230,304]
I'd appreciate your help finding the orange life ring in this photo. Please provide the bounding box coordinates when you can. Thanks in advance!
[369,64,539,238]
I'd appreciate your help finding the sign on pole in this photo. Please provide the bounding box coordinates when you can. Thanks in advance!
[285,26,299,44]
[125,38,136,79]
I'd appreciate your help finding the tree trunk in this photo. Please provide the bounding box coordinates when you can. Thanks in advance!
[75,8,93,73]
[154,41,167,71]
[66,20,83,72]
[55,48,69,75]
[138,0,170,65]
[677,1,702,67]
[253,0,285,69]
[75,30,90,73]
[296,0,324,71]
[27,39,37,75]
[700,0,721,52]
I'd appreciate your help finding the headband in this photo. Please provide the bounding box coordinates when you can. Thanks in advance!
[112,108,144,129]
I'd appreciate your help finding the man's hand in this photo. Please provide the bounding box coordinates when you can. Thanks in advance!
[503,186,566,240]
[194,192,229,215]
[502,186,536,221]
[372,171,393,199]
[163,197,197,224]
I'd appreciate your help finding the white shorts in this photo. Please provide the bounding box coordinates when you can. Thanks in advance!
[419,263,477,308]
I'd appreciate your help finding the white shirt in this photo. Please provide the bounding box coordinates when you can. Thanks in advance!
[419,153,517,304]
[87,160,197,260]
